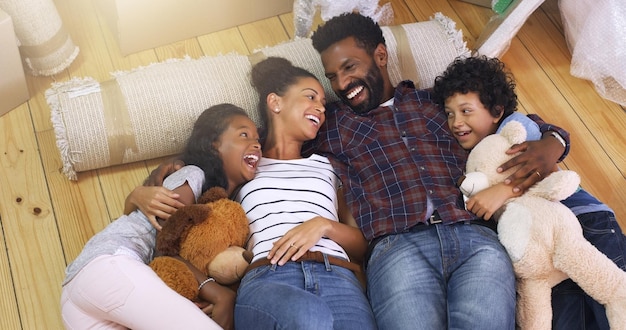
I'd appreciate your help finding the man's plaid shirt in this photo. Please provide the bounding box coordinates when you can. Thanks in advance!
[312,81,569,241]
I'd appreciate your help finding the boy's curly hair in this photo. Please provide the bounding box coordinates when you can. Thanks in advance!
[432,56,517,121]
[311,13,385,55]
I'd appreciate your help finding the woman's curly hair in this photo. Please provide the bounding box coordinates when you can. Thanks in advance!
[311,12,385,55]
[433,56,518,121]
[181,103,249,192]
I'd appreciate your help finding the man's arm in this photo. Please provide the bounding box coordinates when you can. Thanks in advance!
[498,114,570,193]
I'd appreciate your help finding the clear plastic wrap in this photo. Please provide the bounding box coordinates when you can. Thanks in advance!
[560,0,626,106]
[293,0,394,38]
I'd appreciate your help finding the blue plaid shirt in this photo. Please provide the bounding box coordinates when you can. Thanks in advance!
[311,81,570,241]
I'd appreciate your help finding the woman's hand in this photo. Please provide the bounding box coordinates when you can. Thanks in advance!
[268,217,330,265]
[124,186,185,230]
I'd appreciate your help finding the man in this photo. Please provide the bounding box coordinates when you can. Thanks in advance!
[307,13,568,329]
[148,13,569,329]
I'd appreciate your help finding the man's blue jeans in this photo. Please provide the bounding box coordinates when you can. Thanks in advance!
[366,222,516,330]
[552,211,626,330]
[235,257,376,330]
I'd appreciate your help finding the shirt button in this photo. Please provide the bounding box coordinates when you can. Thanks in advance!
[401,131,407,137]
[419,166,425,171]
[428,190,433,194]
[410,147,416,152]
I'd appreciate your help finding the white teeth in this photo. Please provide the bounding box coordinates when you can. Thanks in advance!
[305,114,320,125]
[346,86,364,99]
[244,154,259,167]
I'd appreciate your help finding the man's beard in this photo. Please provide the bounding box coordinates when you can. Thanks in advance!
[339,65,384,115]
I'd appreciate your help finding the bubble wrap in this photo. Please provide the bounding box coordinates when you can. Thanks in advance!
[293,0,394,38]
[560,0,626,106]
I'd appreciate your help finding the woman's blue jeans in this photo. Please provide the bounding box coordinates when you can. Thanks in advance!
[235,256,376,330]
[366,222,516,330]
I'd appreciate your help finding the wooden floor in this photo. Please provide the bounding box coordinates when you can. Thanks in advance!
[1,0,624,328]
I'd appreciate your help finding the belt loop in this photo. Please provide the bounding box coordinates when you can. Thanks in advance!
[270,263,278,271]
[322,253,332,271]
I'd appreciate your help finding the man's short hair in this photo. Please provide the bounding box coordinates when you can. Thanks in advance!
[311,13,385,55]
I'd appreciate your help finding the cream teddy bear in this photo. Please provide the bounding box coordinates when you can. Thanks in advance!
[459,120,626,329]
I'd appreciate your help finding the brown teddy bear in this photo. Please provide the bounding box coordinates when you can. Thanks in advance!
[149,186,252,301]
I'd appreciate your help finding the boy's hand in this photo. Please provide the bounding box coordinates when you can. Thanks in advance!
[144,158,185,186]
[497,136,563,193]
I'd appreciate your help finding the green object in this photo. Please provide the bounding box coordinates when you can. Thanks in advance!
[493,0,514,14]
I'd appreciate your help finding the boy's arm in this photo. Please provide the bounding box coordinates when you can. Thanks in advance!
[499,114,569,193]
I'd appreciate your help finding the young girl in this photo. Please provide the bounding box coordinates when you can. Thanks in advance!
[60,104,261,330]
[233,57,376,330]
[433,56,626,330]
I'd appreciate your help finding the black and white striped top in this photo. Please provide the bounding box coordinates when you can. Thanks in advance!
[236,154,349,263]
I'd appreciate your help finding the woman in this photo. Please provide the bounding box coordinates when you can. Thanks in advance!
[233,57,376,330]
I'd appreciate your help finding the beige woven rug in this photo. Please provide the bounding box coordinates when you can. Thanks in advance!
[47,15,469,180]
[0,0,79,76]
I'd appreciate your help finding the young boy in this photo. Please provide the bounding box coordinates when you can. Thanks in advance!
[433,55,626,330]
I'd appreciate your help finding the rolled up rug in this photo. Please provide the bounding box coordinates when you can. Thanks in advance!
[0,0,79,76]
[46,16,468,180]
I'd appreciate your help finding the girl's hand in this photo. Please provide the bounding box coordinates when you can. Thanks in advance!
[125,186,185,230]
[268,217,330,265]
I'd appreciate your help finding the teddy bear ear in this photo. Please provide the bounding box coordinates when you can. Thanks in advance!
[156,205,211,256]
[197,187,228,204]
[499,120,527,145]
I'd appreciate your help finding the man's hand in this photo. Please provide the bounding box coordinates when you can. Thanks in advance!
[144,157,185,186]
[497,134,563,193]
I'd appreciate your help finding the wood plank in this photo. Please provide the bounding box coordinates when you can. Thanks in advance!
[502,38,626,214]
[155,38,205,60]
[449,0,501,47]
[238,17,291,52]
[0,104,65,329]
[38,129,112,262]
[510,7,626,226]
[0,209,20,330]
[97,164,151,218]
[197,27,250,56]
[515,8,626,176]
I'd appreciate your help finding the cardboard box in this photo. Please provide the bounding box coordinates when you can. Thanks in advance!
[96,0,294,56]
[0,10,30,116]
